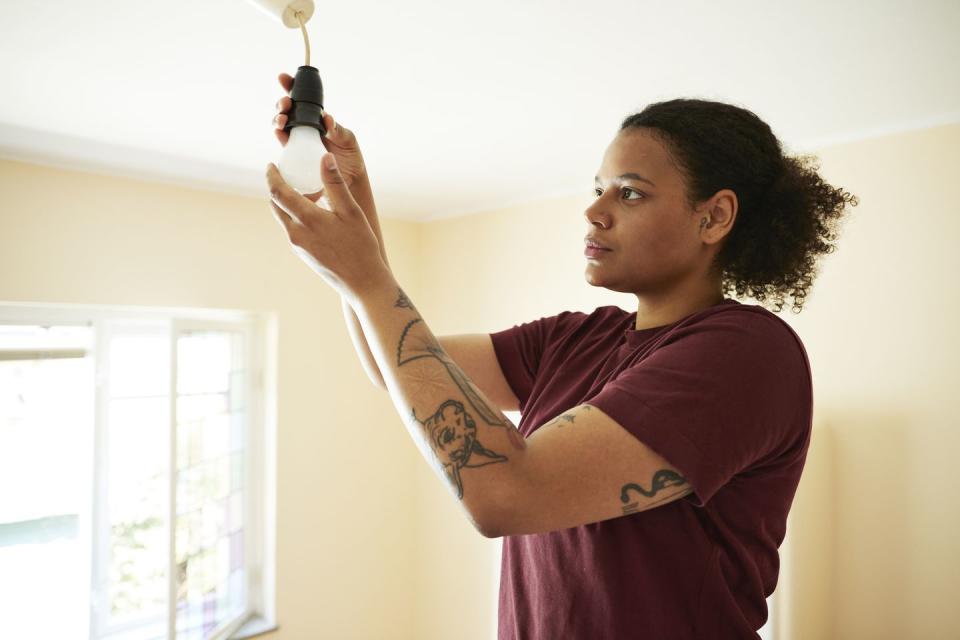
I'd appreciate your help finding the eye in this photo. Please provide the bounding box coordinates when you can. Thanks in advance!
[594,187,645,200]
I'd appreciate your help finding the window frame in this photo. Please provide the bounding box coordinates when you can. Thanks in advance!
[0,301,277,640]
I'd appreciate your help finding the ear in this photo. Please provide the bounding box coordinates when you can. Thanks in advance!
[698,188,738,244]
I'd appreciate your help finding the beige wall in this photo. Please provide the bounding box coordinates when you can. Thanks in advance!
[782,122,960,639]
[2,120,958,639]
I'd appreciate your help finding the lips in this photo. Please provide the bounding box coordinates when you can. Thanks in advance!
[584,237,611,251]
[584,245,611,258]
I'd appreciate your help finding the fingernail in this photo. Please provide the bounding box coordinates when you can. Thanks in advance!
[325,154,337,171]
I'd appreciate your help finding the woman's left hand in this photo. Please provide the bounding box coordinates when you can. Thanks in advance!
[266,154,390,302]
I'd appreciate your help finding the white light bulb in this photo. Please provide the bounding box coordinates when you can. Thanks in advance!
[279,126,325,194]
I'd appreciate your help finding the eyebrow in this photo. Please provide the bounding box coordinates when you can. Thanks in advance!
[594,173,656,187]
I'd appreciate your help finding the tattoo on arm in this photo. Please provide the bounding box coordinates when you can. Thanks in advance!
[396,317,510,427]
[396,318,432,366]
[544,411,576,428]
[543,405,592,429]
[410,399,509,500]
[395,289,416,311]
[620,469,689,514]
[394,290,525,451]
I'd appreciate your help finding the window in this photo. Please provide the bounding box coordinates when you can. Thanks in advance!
[0,303,276,640]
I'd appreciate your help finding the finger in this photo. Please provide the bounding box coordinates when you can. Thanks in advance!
[322,113,334,139]
[322,112,357,147]
[273,112,289,146]
[269,200,301,242]
[269,189,303,226]
[266,163,322,225]
[278,72,293,94]
[275,96,291,113]
[320,153,361,216]
[302,188,325,204]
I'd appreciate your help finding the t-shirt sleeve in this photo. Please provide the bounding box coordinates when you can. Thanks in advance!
[586,312,811,507]
[489,310,585,412]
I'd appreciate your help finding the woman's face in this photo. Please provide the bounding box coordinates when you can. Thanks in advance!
[585,128,710,296]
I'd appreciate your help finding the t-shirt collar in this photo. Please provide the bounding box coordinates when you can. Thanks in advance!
[623,299,738,345]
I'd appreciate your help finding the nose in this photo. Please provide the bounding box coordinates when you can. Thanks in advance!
[584,198,611,230]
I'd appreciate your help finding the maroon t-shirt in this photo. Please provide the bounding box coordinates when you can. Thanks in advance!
[489,300,812,639]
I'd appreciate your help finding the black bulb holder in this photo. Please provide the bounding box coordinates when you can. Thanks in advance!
[284,65,326,135]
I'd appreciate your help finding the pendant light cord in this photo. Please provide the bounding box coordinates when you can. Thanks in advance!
[295,11,310,66]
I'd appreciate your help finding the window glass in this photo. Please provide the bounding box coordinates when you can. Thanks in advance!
[0,317,260,640]
[104,332,170,630]
[174,331,247,638]
[0,324,94,639]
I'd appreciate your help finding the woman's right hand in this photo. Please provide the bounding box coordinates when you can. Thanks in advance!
[273,72,389,266]
[273,72,368,189]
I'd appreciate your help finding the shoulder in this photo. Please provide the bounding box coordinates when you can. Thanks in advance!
[640,301,813,408]
[673,300,809,361]
[679,302,814,420]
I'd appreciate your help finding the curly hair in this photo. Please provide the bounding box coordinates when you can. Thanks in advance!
[621,99,858,313]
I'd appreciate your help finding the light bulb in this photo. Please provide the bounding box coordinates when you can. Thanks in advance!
[279,126,325,194]
[278,65,327,194]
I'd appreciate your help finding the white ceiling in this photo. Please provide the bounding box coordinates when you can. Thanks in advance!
[1,0,958,221]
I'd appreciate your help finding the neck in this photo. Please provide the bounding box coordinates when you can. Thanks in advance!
[633,278,725,331]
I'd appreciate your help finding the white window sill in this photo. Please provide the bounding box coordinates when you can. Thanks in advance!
[231,616,278,639]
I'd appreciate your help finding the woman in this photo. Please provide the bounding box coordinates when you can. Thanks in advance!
[269,73,857,639]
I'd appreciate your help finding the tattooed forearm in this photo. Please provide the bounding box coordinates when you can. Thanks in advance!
[354,274,527,532]
[619,469,689,514]
[395,289,416,311]
[405,359,451,397]
[410,399,509,500]
[397,318,437,366]
[394,290,524,451]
